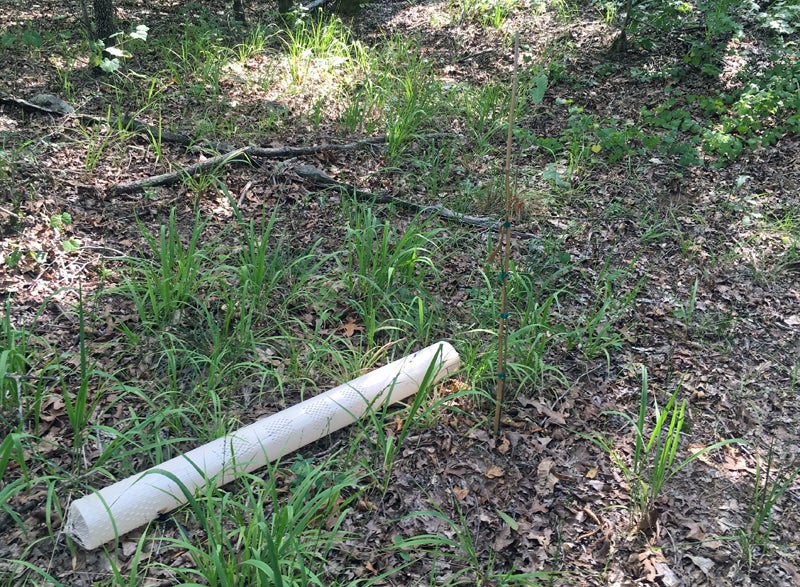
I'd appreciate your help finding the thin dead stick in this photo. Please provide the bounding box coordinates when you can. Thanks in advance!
[0,205,21,219]
[245,135,386,158]
[493,34,520,435]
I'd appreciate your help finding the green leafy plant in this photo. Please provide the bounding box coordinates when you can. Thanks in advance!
[182,168,227,194]
[449,0,520,29]
[160,16,229,96]
[75,119,118,171]
[49,212,72,229]
[49,210,81,251]
[608,0,740,54]
[467,269,565,404]
[461,82,508,151]
[385,70,439,162]
[386,294,443,347]
[758,0,800,34]
[504,285,565,392]
[372,35,453,162]
[635,48,800,167]
[1,25,44,50]
[340,85,384,134]
[234,22,278,63]
[61,237,81,252]
[340,204,442,345]
[0,432,29,490]
[145,455,360,587]
[282,15,355,85]
[91,24,149,73]
[0,437,34,540]
[57,287,115,449]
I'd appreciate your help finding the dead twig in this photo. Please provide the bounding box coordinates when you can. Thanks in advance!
[0,205,21,219]
[576,506,604,541]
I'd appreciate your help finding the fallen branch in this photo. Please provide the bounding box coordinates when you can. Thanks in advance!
[78,113,194,146]
[0,90,231,150]
[294,165,537,238]
[246,135,386,158]
[0,205,21,219]
[0,91,73,115]
[301,0,331,10]
[109,148,252,195]
[107,137,387,195]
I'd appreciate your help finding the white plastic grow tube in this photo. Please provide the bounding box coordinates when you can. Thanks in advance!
[64,341,459,550]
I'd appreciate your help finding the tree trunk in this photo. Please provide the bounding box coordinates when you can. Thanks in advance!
[93,0,116,45]
[609,0,634,54]
[335,0,360,16]
[233,0,247,23]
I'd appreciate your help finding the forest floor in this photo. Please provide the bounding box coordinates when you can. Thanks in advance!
[1,0,799,585]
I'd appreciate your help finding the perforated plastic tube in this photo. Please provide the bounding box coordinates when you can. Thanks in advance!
[64,341,459,550]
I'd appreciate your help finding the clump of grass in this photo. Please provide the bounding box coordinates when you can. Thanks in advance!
[0,299,29,432]
[588,367,744,528]
[739,444,800,563]
[95,453,363,586]
[282,14,357,86]
[121,208,217,331]
[449,0,522,30]
[59,288,115,450]
[339,203,445,346]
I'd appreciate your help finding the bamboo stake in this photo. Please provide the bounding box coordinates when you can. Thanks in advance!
[493,34,520,435]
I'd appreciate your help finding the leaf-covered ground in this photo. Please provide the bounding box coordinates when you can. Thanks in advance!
[1,0,799,585]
